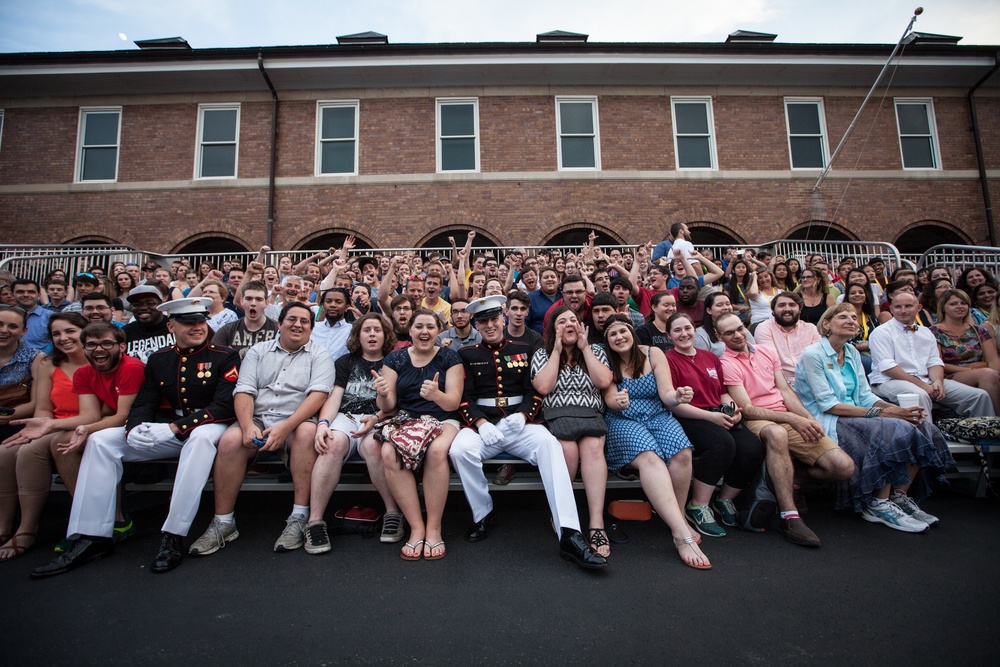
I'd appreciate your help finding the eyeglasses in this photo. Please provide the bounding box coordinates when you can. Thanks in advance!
[83,340,118,351]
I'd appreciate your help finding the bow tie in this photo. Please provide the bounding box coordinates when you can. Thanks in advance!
[903,324,919,332]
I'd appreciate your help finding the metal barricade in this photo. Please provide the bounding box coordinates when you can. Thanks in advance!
[0,245,148,286]
[763,240,905,274]
[916,244,1000,278]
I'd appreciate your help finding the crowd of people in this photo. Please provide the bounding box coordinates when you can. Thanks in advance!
[1,226,998,577]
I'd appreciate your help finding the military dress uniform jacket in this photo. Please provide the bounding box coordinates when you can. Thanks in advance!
[458,337,543,427]
[124,341,241,440]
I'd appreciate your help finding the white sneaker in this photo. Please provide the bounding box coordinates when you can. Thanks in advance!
[274,514,307,552]
[188,517,239,556]
[890,490,940,527]
[862,498,928,533]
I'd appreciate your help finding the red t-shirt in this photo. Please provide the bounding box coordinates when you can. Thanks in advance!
[666,348,724,409]
[72,355,146,410]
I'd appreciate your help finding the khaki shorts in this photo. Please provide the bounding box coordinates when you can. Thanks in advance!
[744,420,839,466]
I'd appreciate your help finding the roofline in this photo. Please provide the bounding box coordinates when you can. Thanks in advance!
[2,39,999,67]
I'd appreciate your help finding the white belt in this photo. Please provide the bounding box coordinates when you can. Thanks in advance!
[476,396,523,408]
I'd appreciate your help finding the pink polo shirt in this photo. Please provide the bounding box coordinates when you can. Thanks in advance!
[720,343,787,413]
[752,319,820,387]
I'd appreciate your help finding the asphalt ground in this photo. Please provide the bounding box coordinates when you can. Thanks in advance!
[3,484,998,666]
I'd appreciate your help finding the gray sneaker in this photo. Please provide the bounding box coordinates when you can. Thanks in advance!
[304,520,331,555]
[890,490,940,527]
[274,514,307,552]
[380,511,405,543]
[862,497,928,533]
[188,517,239,556]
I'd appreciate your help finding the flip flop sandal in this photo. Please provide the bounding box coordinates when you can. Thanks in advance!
[673,536,711,570]
[400,540,424,561]
[424,540,446,561]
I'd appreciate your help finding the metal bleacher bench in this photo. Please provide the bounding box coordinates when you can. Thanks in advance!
[50,441,996,498]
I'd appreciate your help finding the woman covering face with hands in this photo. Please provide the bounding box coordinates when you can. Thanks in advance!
[376,309,464,561]
[531,307,613,557]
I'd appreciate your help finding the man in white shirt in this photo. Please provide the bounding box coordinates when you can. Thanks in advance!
[310,288,352,360]
[869,292,994,421]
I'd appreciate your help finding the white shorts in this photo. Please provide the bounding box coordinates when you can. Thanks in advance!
[330,413,372,460]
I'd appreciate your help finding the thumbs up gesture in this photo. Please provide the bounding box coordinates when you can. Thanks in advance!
[420,372,440,400]
[371,368,389,397]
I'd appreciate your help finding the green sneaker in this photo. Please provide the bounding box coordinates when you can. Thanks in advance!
[113,515,136,543]
[685,503,726,538]
[713,497,738,527]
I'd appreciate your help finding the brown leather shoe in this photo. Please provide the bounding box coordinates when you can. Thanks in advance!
[779,517,820,548]
[492,464,517,486]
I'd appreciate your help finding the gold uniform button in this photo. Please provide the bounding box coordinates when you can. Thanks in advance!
[181,377,186,382]
[181,388,186,393]
[193,418,199,423]
[181,367,186,372]
[181,357,188,362]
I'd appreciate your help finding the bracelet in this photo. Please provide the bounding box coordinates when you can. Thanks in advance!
[865,407,883,418]
[317,419,331,427]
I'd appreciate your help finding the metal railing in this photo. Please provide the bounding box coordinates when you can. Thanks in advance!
[916,244,1000,278]
[0,245,148,286]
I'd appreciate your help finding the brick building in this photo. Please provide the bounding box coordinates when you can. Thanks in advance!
[0,30,997,255]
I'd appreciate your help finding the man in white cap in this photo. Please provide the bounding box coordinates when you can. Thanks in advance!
[448,296,607,570]
[123,284,175,363]
[32,298,241,578]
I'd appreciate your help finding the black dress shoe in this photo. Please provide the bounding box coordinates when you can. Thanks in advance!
[150,532,184,574]
[466,512,494,542]
[559,528,608,570]
[30,537,114,579]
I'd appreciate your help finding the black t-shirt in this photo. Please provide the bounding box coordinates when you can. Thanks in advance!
[506,327,543,357]
[636,322,673,352]
[123,318,175,363]
[335,353,384,416]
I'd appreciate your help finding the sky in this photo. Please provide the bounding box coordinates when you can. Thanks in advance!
[0,0,997,54]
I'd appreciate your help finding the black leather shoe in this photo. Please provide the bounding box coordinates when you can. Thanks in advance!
[466,512,494,542]
[150,532,184,573]
[559,528,608,570]
[30,537,114,579]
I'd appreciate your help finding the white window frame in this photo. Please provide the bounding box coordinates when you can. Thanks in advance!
[0,110,4,154]
[555,96,601,171]
[670,97,717,171]
[315,100,360,176]
[784,97,830,170]
[894,98,942,170]
[74,106,122,183]
[195,103,241,179]
[436,98,480,173]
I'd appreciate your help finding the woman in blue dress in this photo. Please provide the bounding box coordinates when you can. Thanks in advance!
[602,315,710,570]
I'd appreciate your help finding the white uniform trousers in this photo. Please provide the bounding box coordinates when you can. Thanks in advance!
[67,423,227,539]
[449,421,581,534]
[873,379,995,422]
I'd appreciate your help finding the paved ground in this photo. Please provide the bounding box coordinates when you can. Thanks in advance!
[3,484,998,665]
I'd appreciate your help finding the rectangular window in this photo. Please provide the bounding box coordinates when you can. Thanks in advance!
[784,98,829,169]
[316,101,359,175]
[894,99,940,169]
[196,104,240,179]
[436,99,479,172]
[76,107,121,182]
[556,96,600,170]
[671,97,716,170]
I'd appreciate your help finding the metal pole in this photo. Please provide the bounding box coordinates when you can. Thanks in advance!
[813,8,923,192]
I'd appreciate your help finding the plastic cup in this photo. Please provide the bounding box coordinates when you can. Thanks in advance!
[897,393,920,408]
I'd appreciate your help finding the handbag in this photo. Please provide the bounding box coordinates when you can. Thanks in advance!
[373,410,443,472]
[0,378,30,408]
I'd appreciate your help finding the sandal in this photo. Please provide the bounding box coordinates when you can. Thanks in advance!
[424,540,446,561]
[400,540,424,561]
[0,531,37,562]
[588,528,611,558]
[673,535,711,570]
